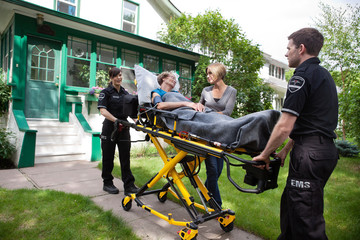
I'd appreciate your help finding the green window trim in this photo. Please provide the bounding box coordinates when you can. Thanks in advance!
[121,0,139,35]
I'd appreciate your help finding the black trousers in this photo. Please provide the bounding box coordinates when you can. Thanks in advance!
[278,135,338,240]
[101,128,135,189]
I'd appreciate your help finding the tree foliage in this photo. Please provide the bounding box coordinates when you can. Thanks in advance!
[314,2,360,141]
[158,10,274,117]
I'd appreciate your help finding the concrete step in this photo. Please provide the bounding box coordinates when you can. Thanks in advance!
[35,144,85,155]
[27,120,88,164]
[35,153,87,164]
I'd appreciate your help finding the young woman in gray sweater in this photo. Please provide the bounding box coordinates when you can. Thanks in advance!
[199,63,237,207]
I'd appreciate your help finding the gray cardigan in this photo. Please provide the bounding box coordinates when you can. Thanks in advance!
[199,86,237,116]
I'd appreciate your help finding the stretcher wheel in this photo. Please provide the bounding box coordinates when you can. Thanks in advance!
[157,191,167,203]
[122,197,132,211]
[220,221,234,232]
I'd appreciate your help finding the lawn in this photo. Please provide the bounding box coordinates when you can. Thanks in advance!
[0,188,141,240]
[110,145,360,240]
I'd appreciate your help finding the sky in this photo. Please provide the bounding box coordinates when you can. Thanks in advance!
[171,0,359,63]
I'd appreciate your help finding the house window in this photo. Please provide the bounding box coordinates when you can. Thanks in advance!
[162,59,176,72]
[96,43,117,88]
[179,63,192,97]
[143,54,159,73]
[66,36,91,87]
[122,0,138,34]
[30,45,55,82]
[57,0,78,16]
[121,49,139,68]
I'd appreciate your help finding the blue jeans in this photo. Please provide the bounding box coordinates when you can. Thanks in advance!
[204,155,224,207]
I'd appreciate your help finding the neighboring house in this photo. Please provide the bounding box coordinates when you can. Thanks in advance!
[0,0,200,167]
[260,53,289,111]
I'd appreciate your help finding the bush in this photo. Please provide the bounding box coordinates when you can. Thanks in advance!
[0,128,16,168]
[335,140,360,157]
[0,68,11,116]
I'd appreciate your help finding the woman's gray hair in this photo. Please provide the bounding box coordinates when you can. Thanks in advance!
[157,72,176,85]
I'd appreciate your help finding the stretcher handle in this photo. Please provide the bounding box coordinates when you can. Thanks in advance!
[223,155,281,194]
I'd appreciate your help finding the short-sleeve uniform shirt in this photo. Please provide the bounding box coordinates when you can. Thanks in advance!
[97,84,129,135]
[282,57,338,139]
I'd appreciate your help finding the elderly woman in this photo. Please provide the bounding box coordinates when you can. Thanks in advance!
[151,71,204,111]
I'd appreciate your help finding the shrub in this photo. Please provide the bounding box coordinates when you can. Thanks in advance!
[0,128,16,168]
[335,140,360,157]
[0,68,11,116]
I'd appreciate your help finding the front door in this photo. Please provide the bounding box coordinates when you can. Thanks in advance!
[25,37,61,118]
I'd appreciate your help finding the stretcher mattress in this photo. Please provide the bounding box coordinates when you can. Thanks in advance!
[159,92,281,152]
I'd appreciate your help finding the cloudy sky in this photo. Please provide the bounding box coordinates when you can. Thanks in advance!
[170,0,358,63]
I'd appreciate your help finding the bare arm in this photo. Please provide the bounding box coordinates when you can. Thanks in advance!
[152,92,204,111]
[99,108,117,122]
[252,112,297,169]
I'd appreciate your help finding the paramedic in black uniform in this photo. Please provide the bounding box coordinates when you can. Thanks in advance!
[97,67,138,195]
[253,28,338,240]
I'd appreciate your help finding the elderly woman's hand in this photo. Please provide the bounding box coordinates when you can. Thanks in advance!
[187,102,205,112]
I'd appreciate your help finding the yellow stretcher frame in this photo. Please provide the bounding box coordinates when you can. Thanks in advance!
[118,106,281,240]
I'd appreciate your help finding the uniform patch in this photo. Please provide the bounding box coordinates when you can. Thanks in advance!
[288,76,305,93]
[98,93,105,100]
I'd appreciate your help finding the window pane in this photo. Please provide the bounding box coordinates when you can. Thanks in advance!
[96,63,114,88]
[179,78,191,98]
[123,10,135,23]
[97,43,116,64]
[163,59,176,72]
[66,58,90,87]
[39,69,46,81]
[31,55,38,67]
[31,68,38,80]
[180,63,191,78]
[47,70,54,82]
[121,49,139,68]
[124,1,137,11]
[40,55,47,68]
[68,36,90,59]
[123,22,136,34]
[121,68,137,94]
[143,54,159,73]
[58,2,76,16]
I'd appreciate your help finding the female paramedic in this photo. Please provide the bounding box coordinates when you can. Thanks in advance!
[97,67,138,195]
[199,63,237,208]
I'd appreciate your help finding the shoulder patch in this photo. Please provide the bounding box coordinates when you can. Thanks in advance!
[288,76,305,93]
[98,92,105,100]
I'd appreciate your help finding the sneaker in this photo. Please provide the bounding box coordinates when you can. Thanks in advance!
[124,185,139,195]
[103,184,119,194]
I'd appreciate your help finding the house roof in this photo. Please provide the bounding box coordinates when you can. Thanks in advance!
[0,0,200,62]
[147,0,181,23]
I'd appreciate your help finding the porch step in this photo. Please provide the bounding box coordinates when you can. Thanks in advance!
[27,120,88,164]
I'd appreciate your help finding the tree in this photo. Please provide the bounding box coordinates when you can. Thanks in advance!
[158,10,274,117]
[314,2,360,140]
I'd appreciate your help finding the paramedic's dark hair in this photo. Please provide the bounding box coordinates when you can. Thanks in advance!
[206,63,226,80]
[288,28,324,56]
[108,67,122,79]
[157,72,176,85]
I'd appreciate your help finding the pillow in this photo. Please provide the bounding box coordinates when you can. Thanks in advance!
[134,64,180,105]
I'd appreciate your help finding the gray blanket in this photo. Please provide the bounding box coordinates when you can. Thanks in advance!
[160,92,280,152]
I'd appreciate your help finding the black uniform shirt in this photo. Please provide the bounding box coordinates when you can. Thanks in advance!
[97,84,129,122]
[282,57,338,139]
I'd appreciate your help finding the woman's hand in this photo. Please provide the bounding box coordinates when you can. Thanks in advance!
[188,102,204,112]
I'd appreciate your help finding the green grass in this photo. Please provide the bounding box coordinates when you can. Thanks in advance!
[110,145,360,240]
[0,188,141,240]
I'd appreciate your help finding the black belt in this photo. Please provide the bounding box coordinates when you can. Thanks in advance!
[292,134,334,144]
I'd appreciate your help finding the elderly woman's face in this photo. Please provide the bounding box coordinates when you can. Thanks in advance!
[162,76,176,88]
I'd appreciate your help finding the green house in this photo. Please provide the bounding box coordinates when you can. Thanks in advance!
[0,0,200,167]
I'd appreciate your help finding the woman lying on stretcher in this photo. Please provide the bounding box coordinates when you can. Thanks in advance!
[151,72,204,111]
